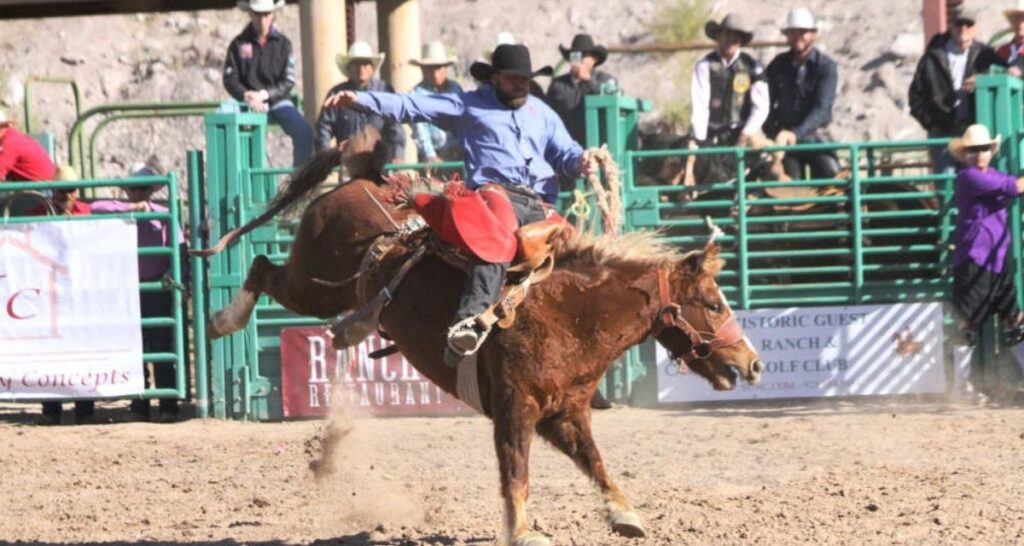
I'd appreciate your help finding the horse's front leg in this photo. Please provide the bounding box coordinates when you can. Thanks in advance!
[493,396,548,546]
[537,407,646,538]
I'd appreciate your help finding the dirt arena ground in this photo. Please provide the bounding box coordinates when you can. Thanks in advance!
[2,400,1023,546]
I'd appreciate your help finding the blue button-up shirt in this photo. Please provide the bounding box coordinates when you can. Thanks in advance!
[355,85,583,203]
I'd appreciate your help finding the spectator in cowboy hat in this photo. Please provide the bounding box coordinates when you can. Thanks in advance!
[691,13,769,148]
[222,0,313,167]
[998,1,1024,76]
[911,4,1000,174]
[410,40,464,163]
[321,43,593,364]
[26,164,91,216]
[948,124,1024,351]
[314,41,406,161]
[0,109,56,182]
[764,8,840,180]
[545,33,619,146]
[91,159,188,422]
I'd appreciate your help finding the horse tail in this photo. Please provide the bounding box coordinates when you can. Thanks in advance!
[191,147,342,257]
[191,126,389,258]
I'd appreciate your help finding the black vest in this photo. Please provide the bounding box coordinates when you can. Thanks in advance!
[705,51,762,128]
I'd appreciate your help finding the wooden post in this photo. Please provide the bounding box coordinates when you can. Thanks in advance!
[376,0,421,162]
[299,0,347,124]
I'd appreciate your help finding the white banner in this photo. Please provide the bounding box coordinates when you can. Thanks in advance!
[0,219,144,399]
[657,303,947,402]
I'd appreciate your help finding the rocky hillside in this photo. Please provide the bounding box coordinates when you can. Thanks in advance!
[0,1,1013,181]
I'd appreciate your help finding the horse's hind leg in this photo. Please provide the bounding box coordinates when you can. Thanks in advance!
[209,255,280,339]
[494,399,549,546]
[536,408,646,538]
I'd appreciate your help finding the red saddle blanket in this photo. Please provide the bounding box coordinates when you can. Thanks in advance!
[413,182,519,263]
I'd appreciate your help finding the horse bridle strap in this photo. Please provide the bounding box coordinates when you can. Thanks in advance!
[654,267,745,361]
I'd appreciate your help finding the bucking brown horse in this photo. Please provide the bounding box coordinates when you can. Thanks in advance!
[196,130,764,546]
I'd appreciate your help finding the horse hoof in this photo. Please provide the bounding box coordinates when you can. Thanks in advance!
[512,531,552,546]
[611,510,646,538]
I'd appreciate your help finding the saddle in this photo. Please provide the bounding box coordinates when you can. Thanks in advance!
[327,202,565,351]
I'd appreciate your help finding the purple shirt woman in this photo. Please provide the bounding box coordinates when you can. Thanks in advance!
[949,124,1024,345]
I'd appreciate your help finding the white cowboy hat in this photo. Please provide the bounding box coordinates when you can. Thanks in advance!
[236,0,284,13]
[0,109,9,126]
[410,40,456,67]
[948,124,1001,161]
[335,41,386,72]
[1006,0,1024,20]
[782,8,818,32]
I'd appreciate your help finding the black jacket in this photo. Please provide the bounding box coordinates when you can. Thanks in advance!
[314,79,406,158]
[222,25,296,105]
[764,48,837,141]
[544,71,616,144]
[908,33,1000,135]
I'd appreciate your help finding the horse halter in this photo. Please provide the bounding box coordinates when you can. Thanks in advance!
[652,267,745,361]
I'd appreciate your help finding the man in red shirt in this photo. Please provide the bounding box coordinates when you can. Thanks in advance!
[0,110,56,182]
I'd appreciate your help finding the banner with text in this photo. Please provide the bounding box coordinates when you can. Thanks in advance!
[0,220,143,399]
[657,302,946,402]
[280,327,472,417]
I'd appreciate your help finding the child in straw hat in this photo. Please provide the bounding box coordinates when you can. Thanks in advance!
[949,124,1024,348]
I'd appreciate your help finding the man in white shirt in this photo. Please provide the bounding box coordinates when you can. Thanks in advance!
[690,13,769,147]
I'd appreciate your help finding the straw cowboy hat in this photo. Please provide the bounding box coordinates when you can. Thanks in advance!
[559,34,608,66]
[948,124,1001,161]
[1006,0,1024,21]
[336,41,386,72]
[55,165,79,181]
[236,0,284,13]
[470,44,553,81]
[781,8,818,32]
[705,13,755,45]
[410,40,456,67]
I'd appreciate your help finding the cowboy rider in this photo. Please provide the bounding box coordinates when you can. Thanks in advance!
[691,13,769,148]
[323,44,594,364]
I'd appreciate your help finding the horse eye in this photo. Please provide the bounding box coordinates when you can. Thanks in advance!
[708,302,723,314]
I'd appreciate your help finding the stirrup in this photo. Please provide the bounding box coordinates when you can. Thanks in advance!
[1003,322,1024,347]
[446,316,491,357]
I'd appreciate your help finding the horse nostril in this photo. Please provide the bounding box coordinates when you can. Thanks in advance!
[751,359,764,375]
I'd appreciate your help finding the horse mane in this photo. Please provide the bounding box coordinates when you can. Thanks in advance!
[554,230,682,270]
[553,229,725,282]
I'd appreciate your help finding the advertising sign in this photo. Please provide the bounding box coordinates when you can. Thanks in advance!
[657,303,947,402]
[0,220,144,399]
[280,327,472,417]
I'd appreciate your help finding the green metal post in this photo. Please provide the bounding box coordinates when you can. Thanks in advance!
[188,150,210,418]
[736,148,749,309]
[850,145,864,303]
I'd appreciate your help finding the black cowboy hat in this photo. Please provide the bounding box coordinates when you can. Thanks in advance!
[559,34,608,66]
[705,13,754,46]
[470,44,553,81]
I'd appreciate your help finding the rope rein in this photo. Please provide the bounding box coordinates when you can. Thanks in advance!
[582,145,623,235]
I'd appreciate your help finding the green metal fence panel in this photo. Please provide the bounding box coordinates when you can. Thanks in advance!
[201,111,268,419]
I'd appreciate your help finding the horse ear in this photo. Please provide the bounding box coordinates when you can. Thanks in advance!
[702,243,724,276]
[681,250,706,275]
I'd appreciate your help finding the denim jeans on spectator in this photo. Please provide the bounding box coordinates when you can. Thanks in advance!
[269,100,313,167]
[928,130,957,176]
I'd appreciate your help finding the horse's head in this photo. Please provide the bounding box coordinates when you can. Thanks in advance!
[652,243,764,390]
